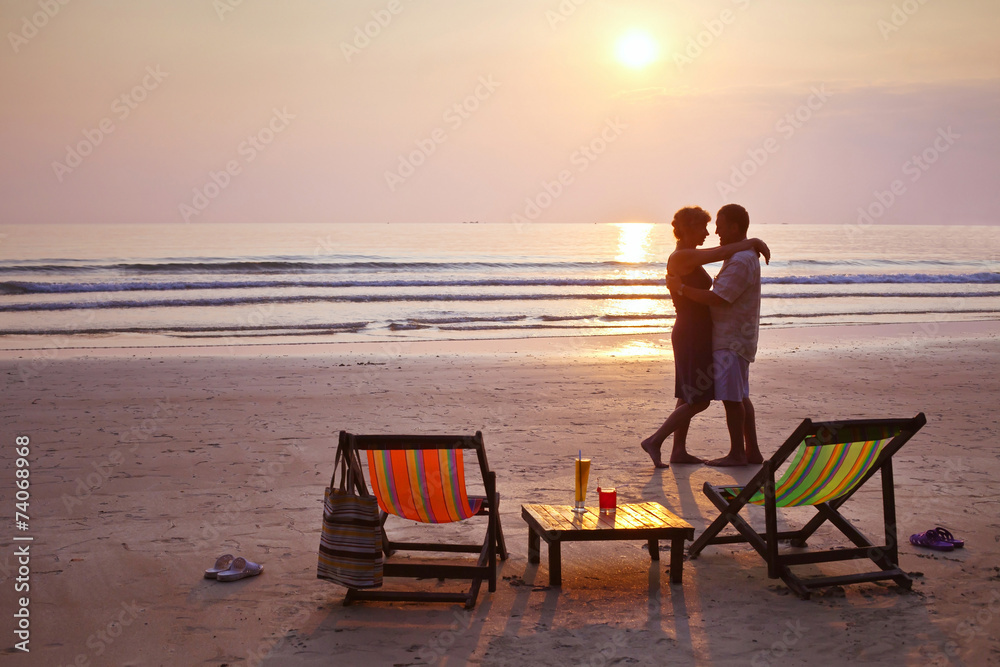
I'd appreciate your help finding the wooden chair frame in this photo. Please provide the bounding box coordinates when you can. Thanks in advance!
[337,431,508,608]
[688,413,926,599]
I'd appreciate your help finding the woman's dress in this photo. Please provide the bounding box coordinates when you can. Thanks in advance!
[671,266,714,405]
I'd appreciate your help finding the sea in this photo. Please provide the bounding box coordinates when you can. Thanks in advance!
[0,222,997,351]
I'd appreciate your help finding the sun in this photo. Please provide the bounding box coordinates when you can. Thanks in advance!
[615,31,659,69]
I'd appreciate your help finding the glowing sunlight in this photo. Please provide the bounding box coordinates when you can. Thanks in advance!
[614,222,654,263]
[615,31,659,69]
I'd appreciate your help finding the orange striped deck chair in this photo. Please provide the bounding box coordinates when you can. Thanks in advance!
[335,431,508,608]
[688,414,926,599]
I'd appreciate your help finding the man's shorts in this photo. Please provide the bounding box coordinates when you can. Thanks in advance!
[713,349,750,402]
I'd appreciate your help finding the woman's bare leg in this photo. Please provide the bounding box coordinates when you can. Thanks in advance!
[669,400,710,464]
[641,399,710,467]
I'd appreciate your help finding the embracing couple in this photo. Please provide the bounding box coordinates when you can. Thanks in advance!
[641,203,767,469]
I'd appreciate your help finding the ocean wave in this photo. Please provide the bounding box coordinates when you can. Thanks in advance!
[402,315,530,325]
[774,259,994,267]
[763,272,1000,285]
[3,289,999,312]
[0,277,664,294]
[434,322,668,332]
[2,272,997,296]
[0,258,650,275]
[3,308,998,338]
[0,293,666,312]
[0,321,370,337]
[3,253,991,275]
[766,308,999,319]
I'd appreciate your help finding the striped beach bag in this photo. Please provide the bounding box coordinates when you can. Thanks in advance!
[317,444,383,589]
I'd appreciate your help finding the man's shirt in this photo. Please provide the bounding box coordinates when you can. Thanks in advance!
[710,249,761,362]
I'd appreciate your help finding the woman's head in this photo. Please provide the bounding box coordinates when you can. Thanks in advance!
[672,206,711,244]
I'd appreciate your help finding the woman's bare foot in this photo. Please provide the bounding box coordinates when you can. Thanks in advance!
[640,439,669,469]
[669,452,704,465]
[706,454,748,467]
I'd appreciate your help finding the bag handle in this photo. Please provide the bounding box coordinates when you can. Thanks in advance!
[346,451,368,497]
[330,437,370,497]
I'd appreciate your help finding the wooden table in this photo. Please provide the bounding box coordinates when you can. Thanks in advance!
[521,502,695,586]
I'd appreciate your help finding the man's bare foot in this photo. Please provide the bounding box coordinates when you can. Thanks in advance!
[706,454,748,467]
[746,452,764,465]
[669,452,704,465]
[640,439,669,469]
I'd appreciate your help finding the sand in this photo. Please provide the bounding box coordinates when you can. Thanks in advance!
[1,320,999,666]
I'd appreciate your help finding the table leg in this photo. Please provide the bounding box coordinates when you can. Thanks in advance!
[669,538,684,584]
[548,540,561,586]
[528,527,540,564]
[647,538,660,561]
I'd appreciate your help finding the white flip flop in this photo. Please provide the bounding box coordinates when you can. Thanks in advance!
[204,554,235,579]
[216,556,264,582]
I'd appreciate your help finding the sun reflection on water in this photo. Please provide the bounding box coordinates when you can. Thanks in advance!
[598,223,675,358]
[604,222,664,318]
[614,222,655,263]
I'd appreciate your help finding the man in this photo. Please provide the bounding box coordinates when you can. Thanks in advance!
[666,203,763,466]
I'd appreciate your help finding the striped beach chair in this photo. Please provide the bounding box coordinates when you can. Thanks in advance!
[688,413,926,598]
[336,431,507,608]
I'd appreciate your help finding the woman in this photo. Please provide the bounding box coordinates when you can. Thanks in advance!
[640,206,769,468]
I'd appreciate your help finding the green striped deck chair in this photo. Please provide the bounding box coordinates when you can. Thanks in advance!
[688,413,926,599]
[335,431,508,608]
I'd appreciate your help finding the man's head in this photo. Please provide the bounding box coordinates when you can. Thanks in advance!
[715,204,750,245]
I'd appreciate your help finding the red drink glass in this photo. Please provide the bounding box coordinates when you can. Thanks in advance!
[598,487,617,514]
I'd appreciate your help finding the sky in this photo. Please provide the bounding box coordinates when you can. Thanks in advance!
[1,0,998,226]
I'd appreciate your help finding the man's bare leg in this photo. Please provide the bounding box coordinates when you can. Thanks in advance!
[641,399,709,467]
[743,396,763,464]
[707,399,749,466]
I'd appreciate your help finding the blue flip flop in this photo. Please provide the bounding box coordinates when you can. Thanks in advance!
[928,526,964,548]
[909,531,953,551]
